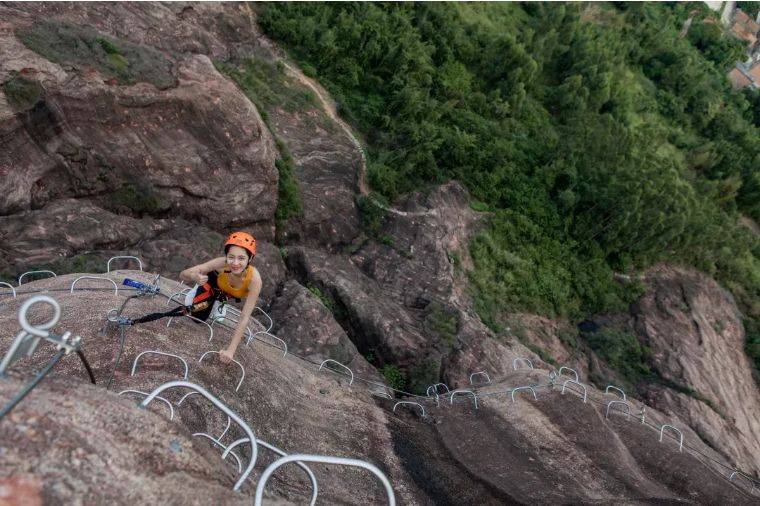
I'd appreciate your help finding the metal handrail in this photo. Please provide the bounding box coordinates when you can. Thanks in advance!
[510,386,538,402]
[248,331,287,357]
[18,270,57,286]
[469,371,491,385]
[512,357,534,370]
[0,282,16,298]
[604,385,627,401]
[659,424,684,452]
[561,379,587,403]
[139,381,258,492]
[393,401,426,417]
[450,389,478,409]
[118,390,174,420]
[107,256,143,272]
[70,276,119,296]
[131,350,189,380]
[605,400,631,419]
[254,454,395,506]
[319,359,354,385]
[198,351,245,392]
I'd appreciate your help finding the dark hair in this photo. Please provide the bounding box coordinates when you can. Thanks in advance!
[224,244,251,262]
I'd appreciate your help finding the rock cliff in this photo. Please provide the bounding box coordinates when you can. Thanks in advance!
[1,2,758,504]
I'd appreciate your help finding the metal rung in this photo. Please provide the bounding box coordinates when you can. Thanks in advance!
[140,381,258,492]
[107,256,143,272]
[198,351,245,392]
[70,276,119,296]
[319,359,354,385]
[131,350,189,380]
[18,270,56,286]
[254,454,395,506]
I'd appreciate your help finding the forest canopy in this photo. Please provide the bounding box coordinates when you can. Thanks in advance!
[257,2,760,370]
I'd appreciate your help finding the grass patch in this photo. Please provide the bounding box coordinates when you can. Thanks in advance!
[110,181,168,216]
[406,359,440,395]
[17,20,175,88]
[306,282,334,312]
[423,302,459,347]
[273,138,302,224]
[582,328,652,391]
[382,364,406,391]
[2,73,43,111]
[214,58,317,114]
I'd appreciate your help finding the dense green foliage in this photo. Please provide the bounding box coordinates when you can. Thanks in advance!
[2,73,43,111]
[259,3,760,374]
[583,328,652,390]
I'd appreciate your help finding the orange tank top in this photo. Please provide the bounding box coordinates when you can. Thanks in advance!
[217,265,253,300]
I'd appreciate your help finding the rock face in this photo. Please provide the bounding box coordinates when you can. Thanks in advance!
[268,279,383,384]
[0,2,278,278]
[630,265,760,475]
[2,2,760,503]
[0,274,755,504]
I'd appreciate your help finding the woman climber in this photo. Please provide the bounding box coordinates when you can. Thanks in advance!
[179,231,262,363]
[129,232,262,363]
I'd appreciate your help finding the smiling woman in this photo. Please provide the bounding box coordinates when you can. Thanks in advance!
[179,232,263,363]
[128,232,262,363]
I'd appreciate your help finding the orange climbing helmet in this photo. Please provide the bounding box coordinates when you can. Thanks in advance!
[224,231,256,258]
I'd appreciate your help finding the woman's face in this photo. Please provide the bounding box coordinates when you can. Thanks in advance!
[226,245,250,274]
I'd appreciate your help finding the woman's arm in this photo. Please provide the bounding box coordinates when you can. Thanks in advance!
[180,257,226,285]
[220,267,263,363]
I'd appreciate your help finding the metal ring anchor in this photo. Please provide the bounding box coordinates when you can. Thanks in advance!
[167,314,214,342]
[70,276,119,296]
[198,351,245,392]
[512,357,534,370]
[605,400,631,419]
[140,381,258,492]
[604,385,627,401]
[248,331,287,357]
[0,282,17,298]
[118,390,174,420]
[561,379,587,403]
[450,390,478,409]
[510,386,538,402]
[254,454,395,506]
[131,350,189,380]
[107,256,143,272]
[658,424,684,452]
[18,270,57,286]
[469,371,491,385]
[319,359,354,385]
[18,295,62,338]
[393,401,426,417]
